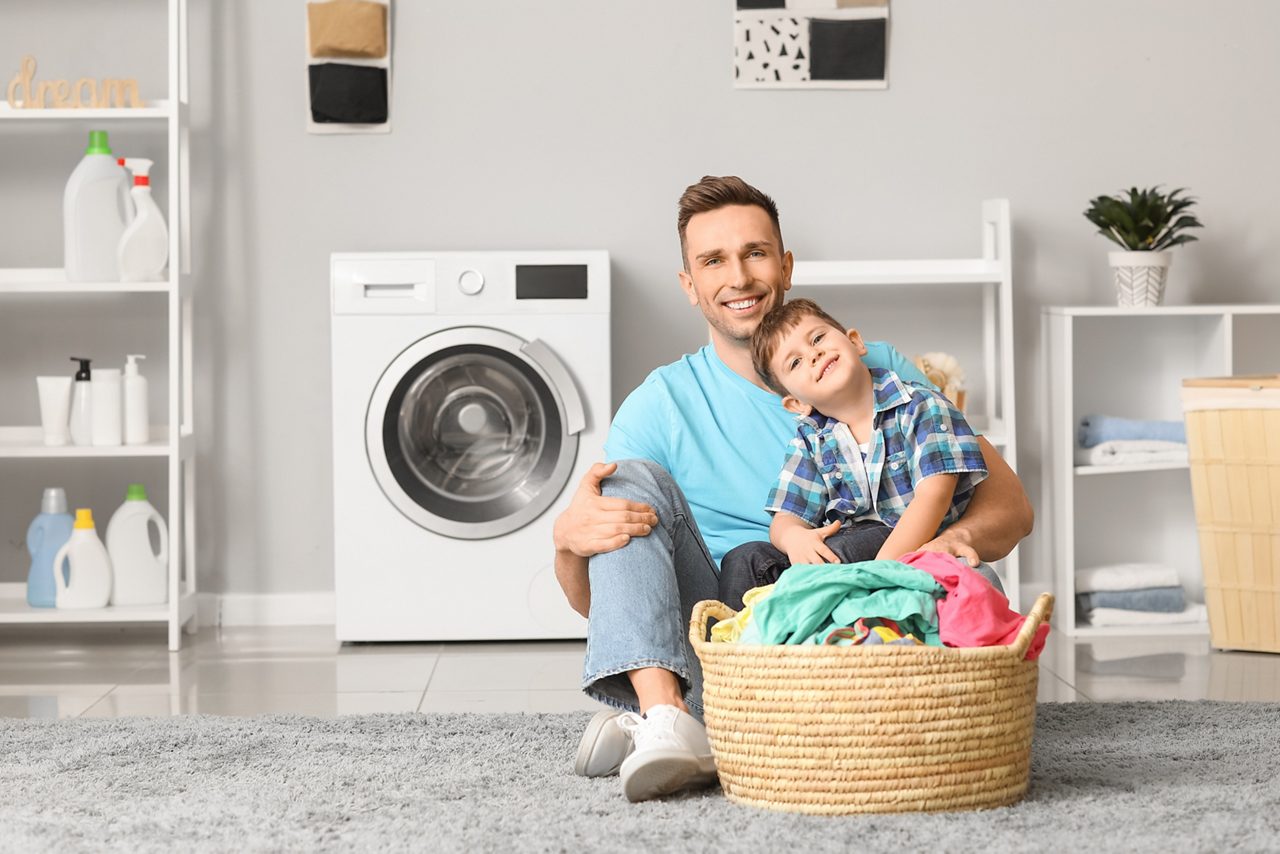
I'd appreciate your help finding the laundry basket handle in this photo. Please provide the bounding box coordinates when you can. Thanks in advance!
[1012,593,1055,658]
[689,599,737,646]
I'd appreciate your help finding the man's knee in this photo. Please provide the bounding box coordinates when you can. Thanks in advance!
[600,458,678,502]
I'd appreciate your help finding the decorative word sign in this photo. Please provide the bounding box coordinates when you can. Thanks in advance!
[6,55,143,109]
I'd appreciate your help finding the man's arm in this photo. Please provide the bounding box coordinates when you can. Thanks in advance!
[918,437,1033,566]
[553,462,658,618]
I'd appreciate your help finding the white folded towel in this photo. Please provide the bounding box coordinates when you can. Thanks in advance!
[1085,602,1207,627]
[1075,563,1181,593]
[1074,439,1188,467]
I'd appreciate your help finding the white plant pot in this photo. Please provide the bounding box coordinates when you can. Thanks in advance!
[1109,250,1172,307]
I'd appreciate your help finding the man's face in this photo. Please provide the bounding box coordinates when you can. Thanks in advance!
[678,204,793,346]
[771,319,869,417]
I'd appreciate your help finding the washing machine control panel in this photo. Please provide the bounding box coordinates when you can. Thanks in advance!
[457,269,485,295]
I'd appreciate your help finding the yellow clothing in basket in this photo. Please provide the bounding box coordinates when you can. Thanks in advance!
[711,584,775,643]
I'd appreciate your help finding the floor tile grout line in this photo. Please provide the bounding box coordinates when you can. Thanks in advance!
[416,655,442,712]
[76,684,122,718]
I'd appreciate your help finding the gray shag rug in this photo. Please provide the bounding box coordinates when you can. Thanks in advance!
[2,702,1278,852]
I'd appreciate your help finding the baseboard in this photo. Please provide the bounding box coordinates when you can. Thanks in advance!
[198,592,336,627]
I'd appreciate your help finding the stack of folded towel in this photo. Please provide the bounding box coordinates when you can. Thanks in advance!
[1075,563,1207,626]
[1076,414,1188,466]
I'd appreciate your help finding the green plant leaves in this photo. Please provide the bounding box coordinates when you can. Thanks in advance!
[1084,186,1202,251]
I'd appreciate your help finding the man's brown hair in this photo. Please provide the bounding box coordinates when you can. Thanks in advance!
[751,298,847,396]
[676,176,782,271]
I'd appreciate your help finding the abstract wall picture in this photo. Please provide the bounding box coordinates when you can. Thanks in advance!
[734,0,888,90]
[305,0,393,134]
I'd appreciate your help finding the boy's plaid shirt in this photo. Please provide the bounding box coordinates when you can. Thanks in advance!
[765,368,988,530]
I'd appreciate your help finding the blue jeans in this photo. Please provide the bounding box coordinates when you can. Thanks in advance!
[579,459,1007,719]
[582,460,719,719]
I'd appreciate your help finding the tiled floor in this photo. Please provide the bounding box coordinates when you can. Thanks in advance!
[1,624,1278,719]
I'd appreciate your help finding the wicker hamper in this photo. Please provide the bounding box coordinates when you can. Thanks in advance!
[690,593,1054,815]
[1182,375,1280,653]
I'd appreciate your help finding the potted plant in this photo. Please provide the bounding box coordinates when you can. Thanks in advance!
[1083,186,1203,306]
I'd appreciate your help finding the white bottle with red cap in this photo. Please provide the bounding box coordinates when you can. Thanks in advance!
[117,157,169,282]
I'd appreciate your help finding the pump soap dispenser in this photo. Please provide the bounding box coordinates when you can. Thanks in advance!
[69,357,93,447]
[117,158,169,282]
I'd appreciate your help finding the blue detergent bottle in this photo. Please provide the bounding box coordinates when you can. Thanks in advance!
[26,488,75,608]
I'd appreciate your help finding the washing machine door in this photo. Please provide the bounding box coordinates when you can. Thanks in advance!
[366,327,585,540]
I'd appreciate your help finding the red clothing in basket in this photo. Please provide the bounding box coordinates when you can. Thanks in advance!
[898,551,1049,660]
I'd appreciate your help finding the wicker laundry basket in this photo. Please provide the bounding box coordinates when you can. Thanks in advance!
[1182,375,1280,654]
[690,593,1054,815]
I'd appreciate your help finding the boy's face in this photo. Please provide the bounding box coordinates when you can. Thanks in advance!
[772,318,870,417]
[678,204,793,346]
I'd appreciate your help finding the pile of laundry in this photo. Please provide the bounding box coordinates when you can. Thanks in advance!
[1075,562,1207,627]
[711,551,1049,661]
[1075,414,1187,467]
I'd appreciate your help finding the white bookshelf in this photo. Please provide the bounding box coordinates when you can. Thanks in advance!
[0,0,196,651]
[790,200,1021,609]
[1041,304,1280,638]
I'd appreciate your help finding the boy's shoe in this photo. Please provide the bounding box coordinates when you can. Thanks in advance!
[616,704,719,802]
[574,709,634,777]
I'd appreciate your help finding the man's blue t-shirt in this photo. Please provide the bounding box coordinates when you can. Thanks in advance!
[603,342,934,566]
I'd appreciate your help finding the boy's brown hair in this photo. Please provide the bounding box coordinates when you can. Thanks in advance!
[676,176,782,271]
[751,298,847,396]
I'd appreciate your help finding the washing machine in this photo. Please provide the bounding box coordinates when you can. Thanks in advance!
[330,251,609,641]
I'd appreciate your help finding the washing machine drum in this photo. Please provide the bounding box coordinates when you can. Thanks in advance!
[366,327,583,540]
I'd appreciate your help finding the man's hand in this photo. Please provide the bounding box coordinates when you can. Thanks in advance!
[916,524,981,567]
[553,462,658,559]
[778,520,842,565]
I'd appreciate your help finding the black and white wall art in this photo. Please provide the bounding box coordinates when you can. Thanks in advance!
[734,0,888,90]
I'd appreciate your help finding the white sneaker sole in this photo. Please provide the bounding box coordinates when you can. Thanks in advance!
[574,710,626,777]
[620,749,719,803]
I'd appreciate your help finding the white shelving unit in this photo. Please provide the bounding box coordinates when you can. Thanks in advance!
[1042,304,1280,638]
[0,0,196,651]
[790,199,1021,609]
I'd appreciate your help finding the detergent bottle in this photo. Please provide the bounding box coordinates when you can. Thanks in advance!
[51,509,113,609]
[105,483,168,606]
[64,130,129,282]
[117,158,169,282]
[25,488,75,608]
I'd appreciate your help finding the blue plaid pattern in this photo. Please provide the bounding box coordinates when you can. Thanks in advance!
[765,368,988,532]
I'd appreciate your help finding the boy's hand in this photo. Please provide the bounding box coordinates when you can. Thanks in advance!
[780,520,842,565]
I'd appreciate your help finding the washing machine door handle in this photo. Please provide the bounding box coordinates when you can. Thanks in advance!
[521,338,585,436]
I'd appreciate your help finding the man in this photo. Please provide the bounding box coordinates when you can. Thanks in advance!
[553,176,1033,803]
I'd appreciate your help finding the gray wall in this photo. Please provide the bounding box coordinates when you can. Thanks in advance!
[3,1,1279,595]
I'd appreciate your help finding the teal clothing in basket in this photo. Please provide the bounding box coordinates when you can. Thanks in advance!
[739,561,945,646]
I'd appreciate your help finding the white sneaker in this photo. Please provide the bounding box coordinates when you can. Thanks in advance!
[616,704,719,802]
[574,710,634,777]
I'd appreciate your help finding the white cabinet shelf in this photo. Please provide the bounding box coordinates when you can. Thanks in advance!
[790,200,1022,609]
[0,268,171,294]
[0,102,173,121]
[0,0,196,651]
[0,586,197,626]
[1042,304,1280,637]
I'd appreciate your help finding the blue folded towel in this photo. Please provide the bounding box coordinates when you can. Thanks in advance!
[1076,587,1186,614]
[1078,415,1186,448]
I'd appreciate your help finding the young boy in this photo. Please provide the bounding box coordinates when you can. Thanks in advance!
[717,299,988,609]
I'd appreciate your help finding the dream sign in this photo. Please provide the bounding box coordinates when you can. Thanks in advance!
[6,55,143,109]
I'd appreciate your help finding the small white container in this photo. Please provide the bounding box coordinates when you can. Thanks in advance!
[123,354,149,445]
[91,367,123,446]
[36,376,72,446]
[69,357,93,447]
[51,508,113,609]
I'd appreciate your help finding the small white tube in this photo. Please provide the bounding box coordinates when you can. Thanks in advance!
[36,376,72,446]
